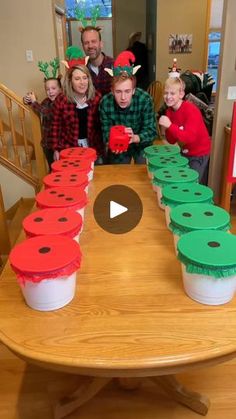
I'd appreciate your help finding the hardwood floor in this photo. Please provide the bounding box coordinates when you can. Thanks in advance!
[1,200,236,418]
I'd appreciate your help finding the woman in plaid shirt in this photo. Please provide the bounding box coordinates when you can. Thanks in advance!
[50,65,104,162]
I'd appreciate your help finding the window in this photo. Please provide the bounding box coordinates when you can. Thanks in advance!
[207,0,223,92]
[207,31,221,92]
[65,0,112,18]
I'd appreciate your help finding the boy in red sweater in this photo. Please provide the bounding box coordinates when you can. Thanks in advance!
[159,77,211,184]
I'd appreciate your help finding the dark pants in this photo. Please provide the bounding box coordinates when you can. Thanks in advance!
[185,154,210,185]
[43,148,54,172]
[108,151,146,165]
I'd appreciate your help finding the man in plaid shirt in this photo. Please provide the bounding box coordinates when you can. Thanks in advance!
[99,52,157,163]
[81,26,114,96]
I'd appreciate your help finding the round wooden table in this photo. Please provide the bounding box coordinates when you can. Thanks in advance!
[1,165,236,418]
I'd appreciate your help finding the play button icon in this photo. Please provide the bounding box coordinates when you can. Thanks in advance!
[110,201,128,219]
[93,185,143,234]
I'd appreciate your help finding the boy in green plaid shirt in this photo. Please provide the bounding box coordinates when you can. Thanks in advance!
[99,51,157,163]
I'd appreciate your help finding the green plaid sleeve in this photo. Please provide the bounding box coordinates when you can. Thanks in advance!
[99,93,115,144]
[136,92,157,148]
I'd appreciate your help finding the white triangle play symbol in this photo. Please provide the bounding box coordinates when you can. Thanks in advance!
[110,200,128,219]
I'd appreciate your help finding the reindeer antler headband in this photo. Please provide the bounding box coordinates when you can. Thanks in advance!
[37,58,60,79]
[67,4,101,30]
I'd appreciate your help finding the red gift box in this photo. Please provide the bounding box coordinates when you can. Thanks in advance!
[109,125,130,153]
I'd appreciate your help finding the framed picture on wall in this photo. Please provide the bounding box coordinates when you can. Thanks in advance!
[169,34,192,54]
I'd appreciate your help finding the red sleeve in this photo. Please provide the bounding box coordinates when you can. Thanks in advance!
[165,103,205,146]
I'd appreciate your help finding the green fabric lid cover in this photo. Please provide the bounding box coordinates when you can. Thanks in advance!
[162,183,214,208]
[148,154,188,173]
[177,230,236,278]
[169,203,231,236]
[144,144,180,158]
[152,167,199,188]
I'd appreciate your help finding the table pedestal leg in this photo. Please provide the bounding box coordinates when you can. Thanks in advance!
[117,377,142,390]
[53,376,111,419]
[150,375,210,416]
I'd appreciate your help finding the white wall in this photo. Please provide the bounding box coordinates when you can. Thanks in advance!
[0,166,35,211]
[0,0,60,101]
[114,0,146,55]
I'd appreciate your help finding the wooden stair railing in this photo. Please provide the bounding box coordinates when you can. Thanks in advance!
[0,83,47,191]
[0,186,11,256]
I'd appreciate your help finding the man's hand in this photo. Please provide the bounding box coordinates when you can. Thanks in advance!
[159,115,171,129]
[125,127,140,144]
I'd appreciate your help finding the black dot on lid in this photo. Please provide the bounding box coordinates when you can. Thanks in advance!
[70,174,77,177]
[39,246,51,254]
[208,241,220,248]
[34,217,43,222]
[54,179,60,182]
[182,212,192,217]
[58,217,68,222]
[204,211,213,216]
[70,179,76,182]
[165,175,172,178]
[181,175,187,177]
[62,164,68,167]
[49,190,57,194]
[74,164,79,167]
[194,192,202,196]
[163,170,169,173]
[182,189,189,192]
[171,186,178,189]
[66,197,73,201]
[58,194,65,197]
[55,174,61,177]
[178,170,185,172]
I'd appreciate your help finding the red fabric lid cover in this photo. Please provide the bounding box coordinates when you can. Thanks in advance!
[51,158,91,173]
[36,186,88,210]
[43,171,89,189]
[60,147,97,161]
[23,208,83,238]
[10,235,82,283]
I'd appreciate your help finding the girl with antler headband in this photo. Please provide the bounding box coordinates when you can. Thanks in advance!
[23,58,62,171]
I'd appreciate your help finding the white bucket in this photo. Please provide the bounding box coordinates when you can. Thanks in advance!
[164,205,171,228]
[173,234,179,254]
[20,272,77,311]
[156,186,165,210]
[88,169,93,181]
[76,206,85,222]
[147,168,153,180]
[182,266,236,305]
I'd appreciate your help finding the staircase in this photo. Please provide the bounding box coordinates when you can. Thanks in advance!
[0,83,47,267]
[0,83,47,191]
